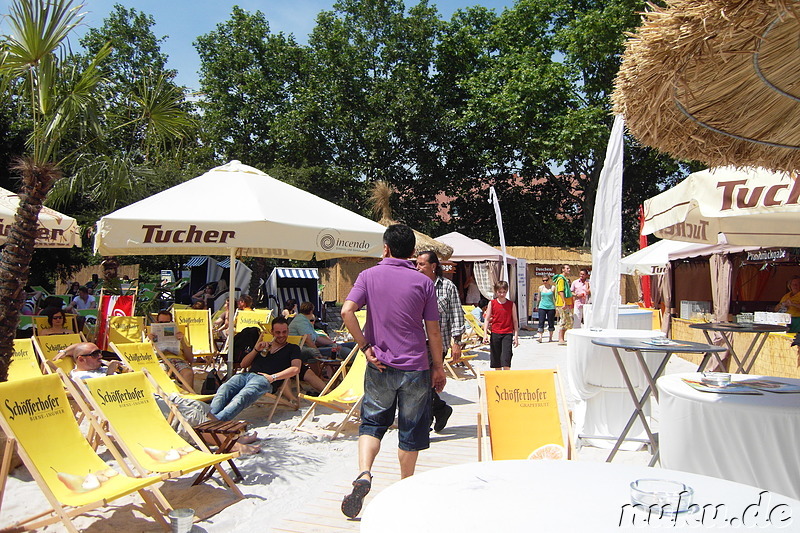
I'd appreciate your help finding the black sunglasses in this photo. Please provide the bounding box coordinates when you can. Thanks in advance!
[78,349,103,358]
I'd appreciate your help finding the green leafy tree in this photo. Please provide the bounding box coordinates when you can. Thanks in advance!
[195,7,307,166]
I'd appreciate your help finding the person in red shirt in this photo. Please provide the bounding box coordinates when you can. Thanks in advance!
[482,281,520,370]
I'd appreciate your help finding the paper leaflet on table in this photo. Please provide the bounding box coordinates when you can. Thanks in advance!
[149,322,181,354]
[681,379,762,394]
[736,379,800,393]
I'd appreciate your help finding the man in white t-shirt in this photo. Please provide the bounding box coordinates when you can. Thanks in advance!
[67,286,96,312]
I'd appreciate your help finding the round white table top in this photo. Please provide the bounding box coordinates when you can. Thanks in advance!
[659,373,800,411]
[361,460,800,532]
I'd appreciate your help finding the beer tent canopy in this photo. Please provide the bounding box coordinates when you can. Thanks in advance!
[0,187,81,248]
[620,239,758,276]
[95,160,386,370]
[641,167,800,246]
[435,231,516,263]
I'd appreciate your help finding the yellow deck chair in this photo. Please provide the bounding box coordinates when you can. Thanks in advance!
[32,333,84,375]
[234,308,272,333]
[32,314,80,335]
[0,374,168,532]
[66,370,243,515]
[173,308,218,364]
[463,311,488,347]
[9,338,42,381]
[108,315,145,345]
[354,309,368,329]
[443,347,479,381]
[110,341,213,402]
[251,334,307,421]
[294,346,366,439]
[477,369,573,461]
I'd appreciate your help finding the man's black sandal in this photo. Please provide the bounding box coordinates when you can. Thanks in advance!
[341,471,372,518]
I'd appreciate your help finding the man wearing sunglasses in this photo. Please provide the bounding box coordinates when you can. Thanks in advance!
[55,342,121,380]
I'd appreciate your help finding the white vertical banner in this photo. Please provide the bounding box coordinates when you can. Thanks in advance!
[488,186,508,281]
[516,258,528,326]
[588,114,625,330]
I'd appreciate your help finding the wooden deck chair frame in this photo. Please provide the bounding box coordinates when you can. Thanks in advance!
[476,369,574,461]
[463,312,487,347]
[63,369,244,518]
[251,334,307,422]
[110,341,213,402]
[0,374,170,532]
[443,347,479,381]
[294,345,365,439]
[9,338,43,381]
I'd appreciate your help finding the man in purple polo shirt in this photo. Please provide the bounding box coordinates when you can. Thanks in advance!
[339,224,444,518]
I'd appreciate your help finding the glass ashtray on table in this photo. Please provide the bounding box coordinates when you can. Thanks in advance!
[630,479,694,514]
[701,372,731,387]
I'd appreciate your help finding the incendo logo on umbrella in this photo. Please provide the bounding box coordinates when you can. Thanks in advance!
[318,230,337,251]
[317,229,371,252]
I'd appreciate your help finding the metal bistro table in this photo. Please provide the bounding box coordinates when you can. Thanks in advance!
[590,337,725,466]
[689,322,787,373]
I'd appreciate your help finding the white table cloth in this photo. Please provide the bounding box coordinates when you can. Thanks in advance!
[566,328,665,449]
[659,373,800,500]
[361,460,800,532]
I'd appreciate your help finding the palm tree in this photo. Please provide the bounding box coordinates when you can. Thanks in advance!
[0,0,194,381]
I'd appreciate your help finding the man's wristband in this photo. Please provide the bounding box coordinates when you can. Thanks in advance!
[271,374,278,382]
[361,343,373,352]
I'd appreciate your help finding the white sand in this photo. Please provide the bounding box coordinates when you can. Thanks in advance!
[1,328,696,531]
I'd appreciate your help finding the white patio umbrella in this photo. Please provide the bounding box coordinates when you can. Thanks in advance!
[618,239,760,276]
[95,160,386,371]
[0,186,81,248]
[642,167,800,246]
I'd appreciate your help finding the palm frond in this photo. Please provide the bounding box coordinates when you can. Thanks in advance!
[3,0,84,71]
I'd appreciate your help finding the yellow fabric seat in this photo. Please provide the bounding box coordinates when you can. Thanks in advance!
[111,341,213,402]
[74,371,241,482]
[294,346,366,439]
[0,374,167,531]
[32,333,85,374]
[9,338,42,381]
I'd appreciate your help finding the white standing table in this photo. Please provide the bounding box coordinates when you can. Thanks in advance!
[361,460,800,532]
[566,329,665,451]
[659,373,800,500]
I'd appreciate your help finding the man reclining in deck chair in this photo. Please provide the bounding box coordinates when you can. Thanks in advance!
[211,317,325,421]
[60,342,261,453]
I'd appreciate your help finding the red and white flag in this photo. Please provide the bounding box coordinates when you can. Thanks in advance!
[96,294,135,349]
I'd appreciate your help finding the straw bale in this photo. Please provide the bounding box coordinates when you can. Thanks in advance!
[613,0,800,171]
[505,246,592,265]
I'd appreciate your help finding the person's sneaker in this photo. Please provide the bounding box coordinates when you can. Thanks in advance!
[433,404,453,433]
[341,471,372,518]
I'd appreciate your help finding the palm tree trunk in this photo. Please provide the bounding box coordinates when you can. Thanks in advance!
[0,159,59,381]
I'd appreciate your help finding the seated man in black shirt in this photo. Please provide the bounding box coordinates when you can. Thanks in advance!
[210,317,301,421]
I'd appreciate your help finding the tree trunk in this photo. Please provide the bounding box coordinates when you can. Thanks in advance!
[0,159,59,382]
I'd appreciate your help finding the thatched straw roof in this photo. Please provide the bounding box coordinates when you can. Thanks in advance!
[613,0,800,171]
[369,180,454,260]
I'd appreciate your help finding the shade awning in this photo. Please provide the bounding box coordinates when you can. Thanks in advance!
[434,231,516,263]
[0,187,81,248]
[642,167,800,246]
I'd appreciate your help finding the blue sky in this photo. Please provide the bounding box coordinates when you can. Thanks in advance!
[1,0,514,91]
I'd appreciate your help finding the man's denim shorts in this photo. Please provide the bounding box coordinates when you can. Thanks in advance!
[360,363,432,452]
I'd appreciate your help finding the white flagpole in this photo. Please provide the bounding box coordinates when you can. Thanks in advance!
[488,186,508,281]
